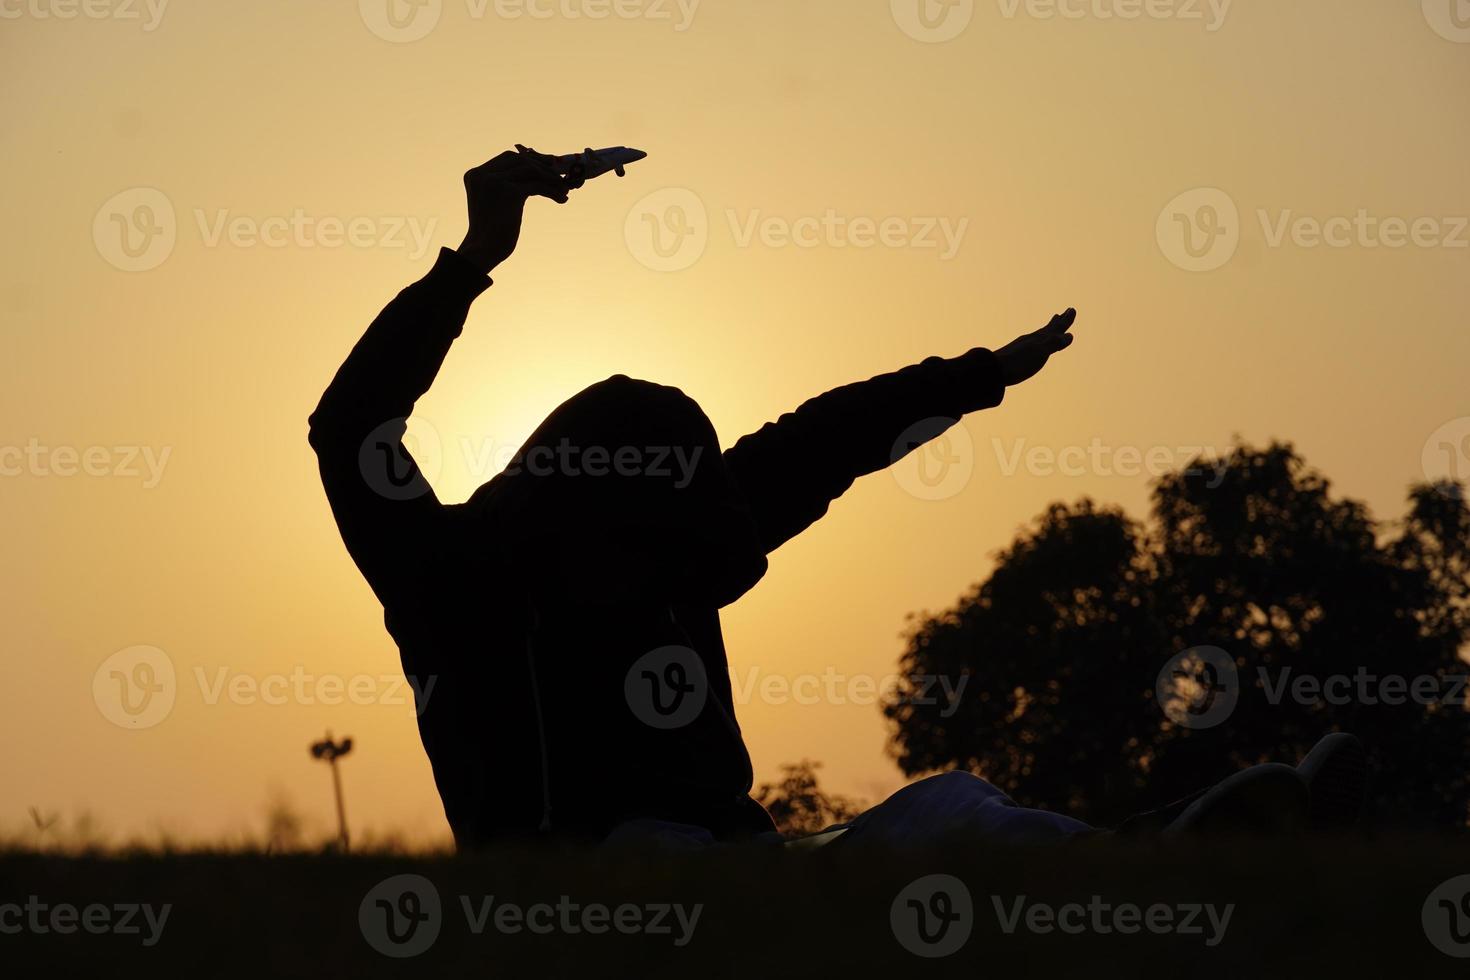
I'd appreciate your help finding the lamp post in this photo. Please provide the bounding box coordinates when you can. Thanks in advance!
[310,731,353,852]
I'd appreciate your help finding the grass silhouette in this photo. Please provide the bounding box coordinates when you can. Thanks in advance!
[2,835,1464,978]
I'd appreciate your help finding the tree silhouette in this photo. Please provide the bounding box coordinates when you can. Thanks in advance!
[753,760,866,836]
[883,441,1470,829]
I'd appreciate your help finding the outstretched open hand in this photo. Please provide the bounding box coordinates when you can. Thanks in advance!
[995,309,1078,387]
[456,145,583,276]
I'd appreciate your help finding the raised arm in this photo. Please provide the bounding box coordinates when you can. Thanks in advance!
[307,148,576,608]
[723,310,1078,554]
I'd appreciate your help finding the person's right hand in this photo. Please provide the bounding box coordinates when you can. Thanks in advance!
[455,146,581,276]
[994,308,1078,387]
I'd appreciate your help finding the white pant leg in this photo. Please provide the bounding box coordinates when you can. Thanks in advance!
[844,771,1092,846]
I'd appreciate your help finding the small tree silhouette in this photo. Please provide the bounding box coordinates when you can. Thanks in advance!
[753,760,866,836]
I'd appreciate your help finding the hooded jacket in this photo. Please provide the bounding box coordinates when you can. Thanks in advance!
[308,248,1006,846]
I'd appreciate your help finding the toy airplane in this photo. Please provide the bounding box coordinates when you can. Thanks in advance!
[551,146,648,182]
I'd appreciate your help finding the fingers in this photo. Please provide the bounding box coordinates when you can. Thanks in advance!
[1043,308,1078,335]
[480,149,522,169]
[516,143,586,194]
[506,176,571,204]
[469,146,577,202]
[514,143,560,167]
[1041,328,1075,354]
[1038,308,1078,352]
[508,148,571,198]
[477,145,556,170]
[512,145,572,184]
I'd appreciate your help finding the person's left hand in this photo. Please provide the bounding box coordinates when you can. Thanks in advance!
[995,309,1078,386]
[455,145,580,276]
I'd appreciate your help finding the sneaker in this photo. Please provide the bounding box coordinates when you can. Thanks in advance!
[1160,763,1309,838]
[1295,732,1367,831]
[1112,786,1210,837]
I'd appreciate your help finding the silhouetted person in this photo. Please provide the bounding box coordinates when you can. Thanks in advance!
[310,148,1359,848]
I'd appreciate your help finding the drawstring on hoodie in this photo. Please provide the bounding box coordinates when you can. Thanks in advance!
[525,606,553,833]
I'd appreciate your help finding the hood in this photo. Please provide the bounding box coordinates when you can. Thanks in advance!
[468,375,768,608]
